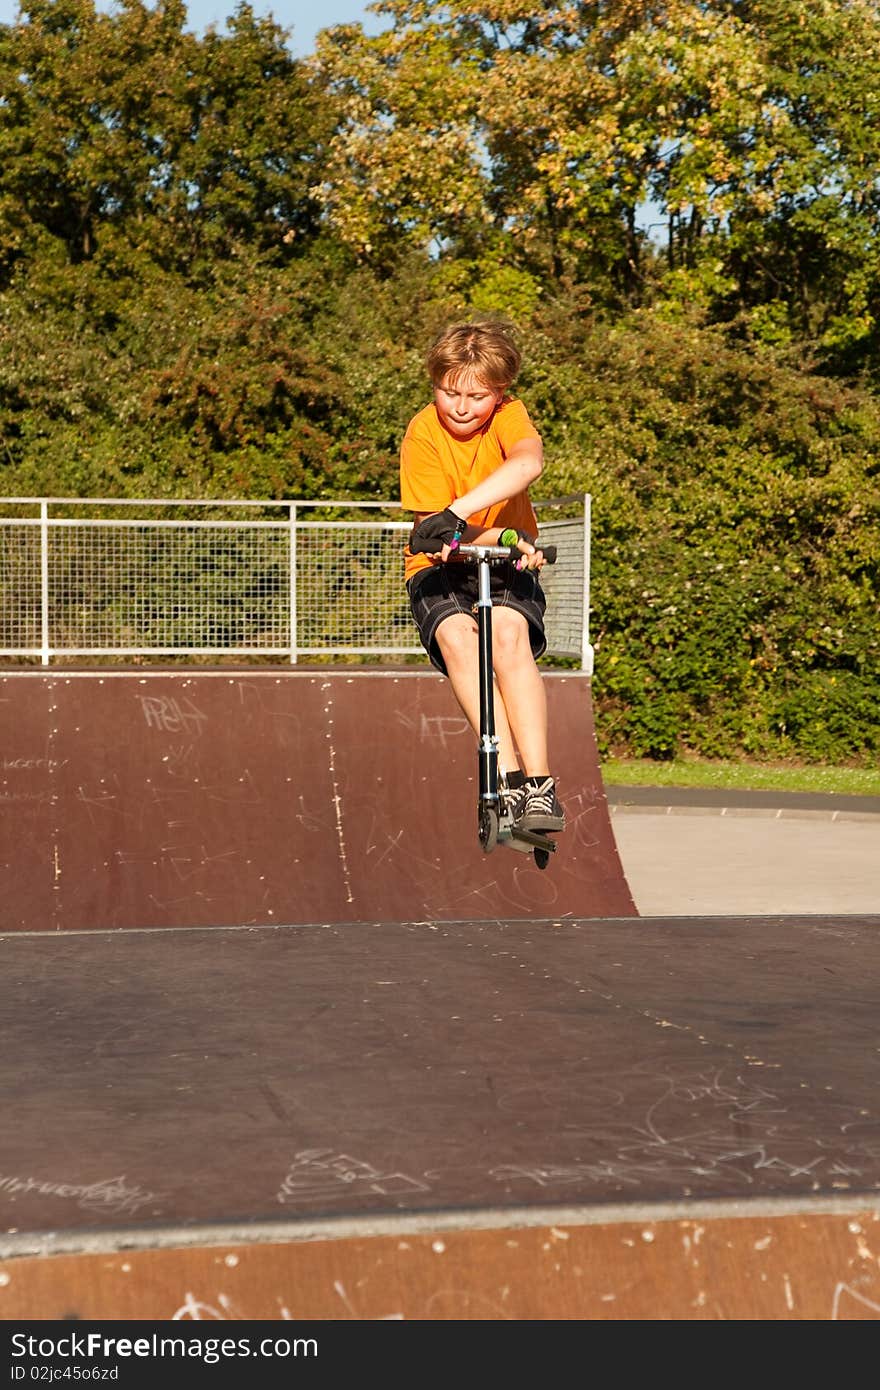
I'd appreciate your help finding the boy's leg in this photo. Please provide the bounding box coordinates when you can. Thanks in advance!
[434,614,521,774]
[491,608,565,832]
[490,608,549,774]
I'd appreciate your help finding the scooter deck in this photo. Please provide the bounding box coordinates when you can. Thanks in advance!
[506,825,558,852]
[497,814,559,855]
[505,824,557,871]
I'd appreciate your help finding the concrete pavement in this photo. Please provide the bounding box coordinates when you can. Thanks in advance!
[606,784,880,917]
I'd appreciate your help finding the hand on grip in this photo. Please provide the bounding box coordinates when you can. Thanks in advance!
[409,507,467,553]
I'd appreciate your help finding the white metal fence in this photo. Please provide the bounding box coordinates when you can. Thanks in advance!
[0,496,593,671]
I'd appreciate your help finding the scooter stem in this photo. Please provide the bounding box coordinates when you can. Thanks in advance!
[476,555,499,805]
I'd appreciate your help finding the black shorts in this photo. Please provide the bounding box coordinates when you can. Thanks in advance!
[406,561,548,676]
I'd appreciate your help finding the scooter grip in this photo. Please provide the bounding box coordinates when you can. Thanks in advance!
[504,543,557,564]
[510,544,556,563]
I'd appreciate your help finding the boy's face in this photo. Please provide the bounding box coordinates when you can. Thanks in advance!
[433,370,504,439]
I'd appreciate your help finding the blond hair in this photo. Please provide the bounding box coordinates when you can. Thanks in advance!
[426,320,522,391]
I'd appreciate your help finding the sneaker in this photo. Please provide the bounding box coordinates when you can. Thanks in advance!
[500,778,529,826]
[518,777,565,833]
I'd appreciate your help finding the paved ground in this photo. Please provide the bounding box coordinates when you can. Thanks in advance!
[607,785,880,917]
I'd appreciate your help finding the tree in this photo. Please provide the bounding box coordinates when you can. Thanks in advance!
[0,0,329,284]
[310,2,770,299]
[716,0,880,367]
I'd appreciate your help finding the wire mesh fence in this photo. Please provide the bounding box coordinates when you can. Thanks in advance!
[0,497,592,669]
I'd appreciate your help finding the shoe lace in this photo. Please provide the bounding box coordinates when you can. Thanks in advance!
[527,779,556,811]
[503,782,528,810]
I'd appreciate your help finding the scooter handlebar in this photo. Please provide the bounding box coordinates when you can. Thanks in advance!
[409,537,557,564]
[460,542,557,565]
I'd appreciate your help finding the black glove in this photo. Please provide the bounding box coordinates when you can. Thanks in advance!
[409,507,468,554]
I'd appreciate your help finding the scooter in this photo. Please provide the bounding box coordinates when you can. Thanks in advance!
[409,523,560,865]
[456,542,558,869]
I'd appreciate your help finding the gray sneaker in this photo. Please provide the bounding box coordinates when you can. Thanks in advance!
[518,777,565,833]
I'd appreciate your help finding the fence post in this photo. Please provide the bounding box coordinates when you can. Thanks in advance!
[582,493,594,675]
[40,499,50,666]
[289,502,297,664]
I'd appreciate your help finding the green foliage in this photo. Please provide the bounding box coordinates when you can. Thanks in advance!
[518,309,880,765]
[0,0,879,766]
[0,0,329,282]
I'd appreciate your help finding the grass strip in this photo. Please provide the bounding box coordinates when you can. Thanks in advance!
[600,758,880,797]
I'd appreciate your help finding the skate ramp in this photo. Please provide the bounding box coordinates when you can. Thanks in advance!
[0,668,635,932]
[9,669,874,1322]
[2,912,879,1319]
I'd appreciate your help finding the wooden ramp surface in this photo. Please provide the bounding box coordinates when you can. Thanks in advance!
[0,668,635,931]
[2,914,879,1320]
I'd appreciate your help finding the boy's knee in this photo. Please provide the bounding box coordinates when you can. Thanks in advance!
[492,616,530,667]
[436,616,478,665]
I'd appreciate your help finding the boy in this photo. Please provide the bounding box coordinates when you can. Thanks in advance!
[400,319,565,834]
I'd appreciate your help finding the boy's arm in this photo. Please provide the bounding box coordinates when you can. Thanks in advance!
[409,511,536,564]
[452,436,543,521]
[411,447,548,569]
[410,435,543,543]
[410,432,544,559]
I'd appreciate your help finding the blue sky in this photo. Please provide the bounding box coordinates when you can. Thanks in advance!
[0,1,385,56]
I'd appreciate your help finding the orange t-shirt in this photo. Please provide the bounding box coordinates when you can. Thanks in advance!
[400,396,541,581]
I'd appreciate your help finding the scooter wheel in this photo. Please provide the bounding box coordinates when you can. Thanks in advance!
[534,846,551,870]
[479,805,499,854]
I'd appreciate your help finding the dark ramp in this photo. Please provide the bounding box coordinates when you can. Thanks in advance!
[0,668,635,932]
[1,914,879,1319]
